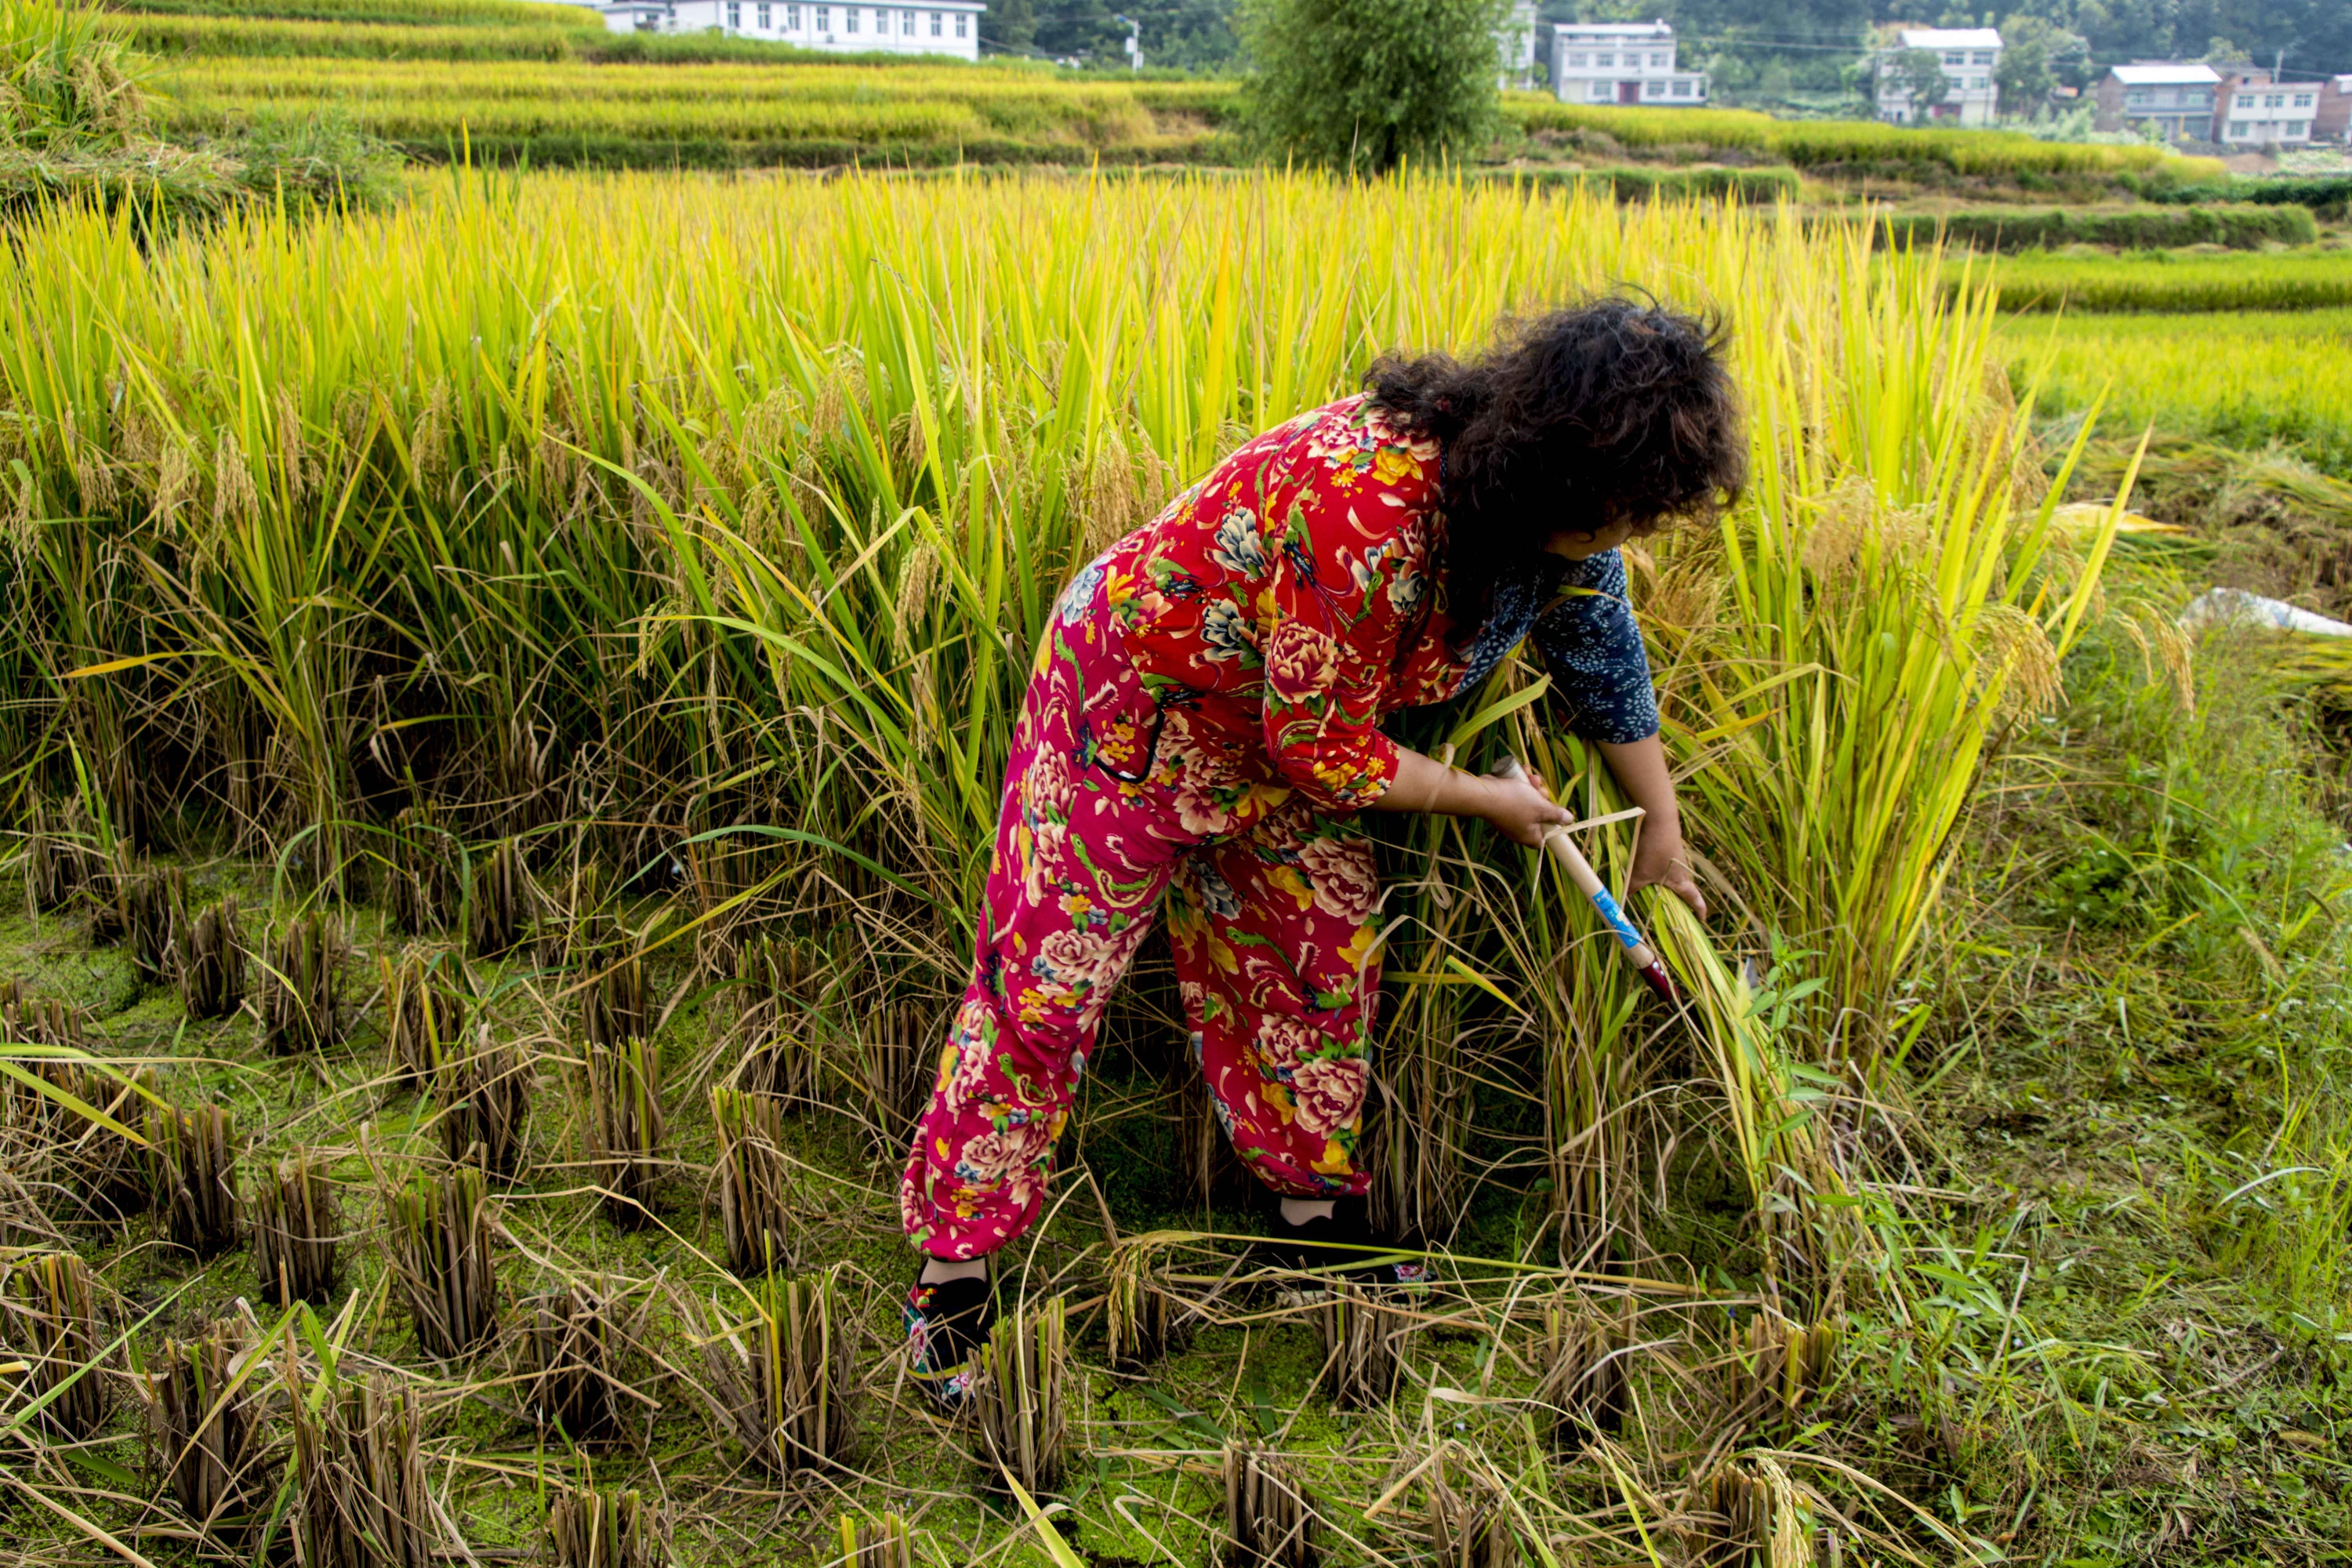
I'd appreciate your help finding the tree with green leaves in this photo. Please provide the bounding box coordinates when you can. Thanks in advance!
[1237,0,1512,176]
[1881,46,1950,119]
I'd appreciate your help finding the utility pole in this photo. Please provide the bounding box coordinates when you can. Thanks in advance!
[1111,12,1142,71]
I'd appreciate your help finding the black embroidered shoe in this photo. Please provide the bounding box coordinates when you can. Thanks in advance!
[904,1270,993,1407]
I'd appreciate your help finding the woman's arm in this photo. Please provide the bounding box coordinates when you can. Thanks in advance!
[1370,739,1707,918]
[1369,747,1570,845]
[1595,733,1707,919]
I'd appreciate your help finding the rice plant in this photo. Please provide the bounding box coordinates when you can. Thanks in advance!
[177,896,245,1018]
[21,795,91,914]
[1105,1237,1183,1372]
[469,839,532,962]
[1310,1283,1408,1410]
[383,804,460,937]
[731,935,822,1106]
[521,1284,637,1445]
[579,1034,661,1225]
[432,1027,531,1177]
[839,1515,916,1568]
[149,1320,270,1548]
[385,1163,498,1359]
[252,1147,339,1306]
[5,1251,110,1440]
[712,1086,796,1277]
[581,951,648,1050]
[289,1370,437,1568]
[971,1294,1068,1494]
[1424,1456,1515,1568]
[384,947,470,1088]
[857,999,935,1155]
[1537,1294,1633,1454]
[123,861,184,985]
[547,1483,666,1568]
[1223,1443,1317,1568]
[151,1101,239,1258]
[702,1266,857,1473]
[259,913,346,1055]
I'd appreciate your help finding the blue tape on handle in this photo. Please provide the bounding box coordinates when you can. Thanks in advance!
[1588,887,1646,953]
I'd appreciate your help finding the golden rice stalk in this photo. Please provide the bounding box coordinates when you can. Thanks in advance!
[469,840,532,962]
[838,1514,916,1568]
[580,1034,662,1227]
[521,1285,637,1446]
[151,1101,239,1259]
[124,862,185,985]
[150,1320,270,1548]
[289,1368,437,1568]
[1537,1293,1634,1454]
[383,804,459,938]
[711,1086,796,1277]
[1311,1283,1409,1410]
[1425,1454,1516,1568]
[252,1147,339,1308]
[1106,1237,1184,1373]
[1676,1457,1813,1568]
[1223,1443,1317,1568]
[259,913,346,1056]
[6,1251,110,1440]
[432,1026,531,1178]
[385,1163,498,1360]
[176,897,245,1019]
[971,1294,1068,1495]
[383,948,469,1090]
[548,1483,666,1568]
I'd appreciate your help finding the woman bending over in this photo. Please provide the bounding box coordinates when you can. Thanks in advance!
[900,299,1745,1403]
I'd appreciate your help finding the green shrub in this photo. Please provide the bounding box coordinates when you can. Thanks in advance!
[0,139,238,227]
[1885,203,2318,254]
[214,111,399,212]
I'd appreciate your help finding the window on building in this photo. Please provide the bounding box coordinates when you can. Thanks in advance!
[2125,89,2149,106]
[900,8,912,31]
[1942,52,1963,65]
[1592,81,1611,100]
[1973,50,1992,64]
[847,5,861,27]
[2229,120,2248,136]
[756,2,769,26]
[2293,93,2314,107]
[928,9,939,33]
[1594,53,1612,66]
[2290,121,2310,137]
[1650,51,1667,67]
[1566,52,1587,66]
[815,4,829,28]
[953,10,964,36]
[785,2,797,22]
[2265,93,2283,107]
[725,1,740,25]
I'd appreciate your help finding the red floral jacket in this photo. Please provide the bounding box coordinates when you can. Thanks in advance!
[1094,395,1656,815]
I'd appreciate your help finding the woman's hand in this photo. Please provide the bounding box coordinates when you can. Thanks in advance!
[1471,766,1573,848]
[1599,734,1708,920]
[1628,818,1708,920]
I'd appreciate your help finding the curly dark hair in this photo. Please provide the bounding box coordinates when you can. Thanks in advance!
[1364,299,1745,644]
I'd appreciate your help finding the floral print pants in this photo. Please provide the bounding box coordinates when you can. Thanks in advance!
[899,568,1382,1261]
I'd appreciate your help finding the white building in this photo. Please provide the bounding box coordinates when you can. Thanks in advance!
[598,0,984,59]
[1874,27,2002,126]
[2216,71,2320,148]
[1550,20,1708,107]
